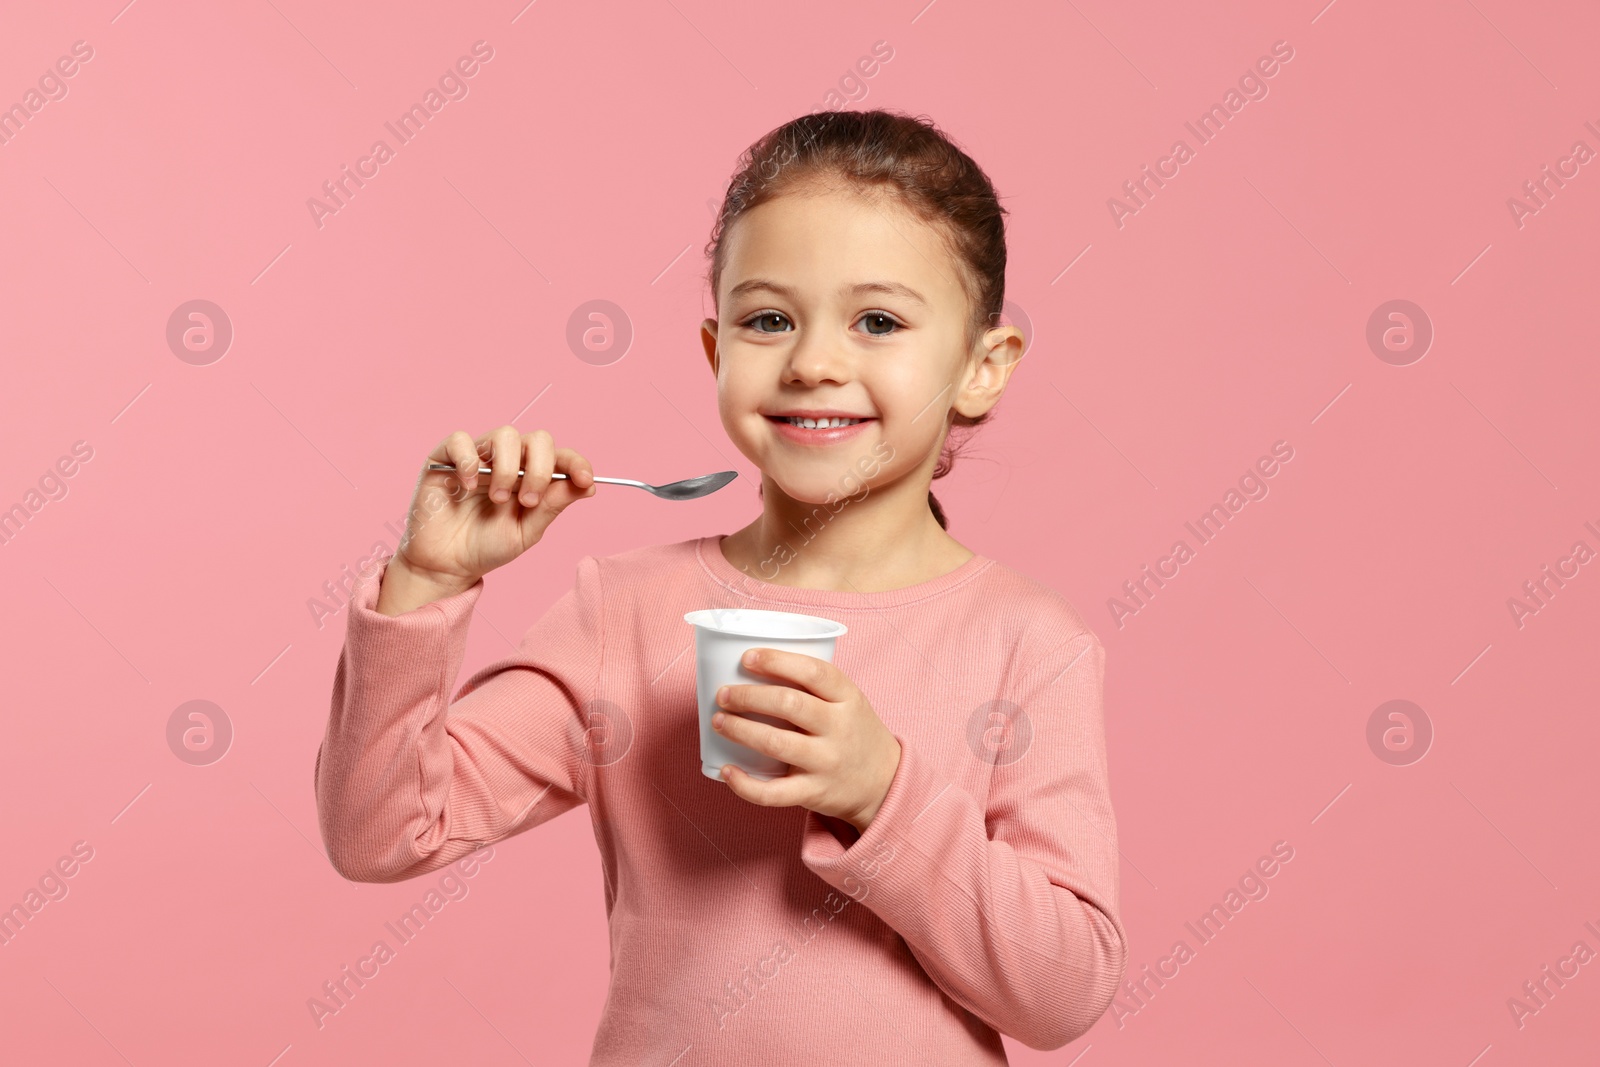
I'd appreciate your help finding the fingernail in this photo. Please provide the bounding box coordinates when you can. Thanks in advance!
[492,488,509,502]
[712,712,725,729]
[716,686,728,706]
[742,650,757,666]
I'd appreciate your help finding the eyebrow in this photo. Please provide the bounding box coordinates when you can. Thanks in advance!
[726,279,928,306]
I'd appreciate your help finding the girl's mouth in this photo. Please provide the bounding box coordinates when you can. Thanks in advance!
[764,414,876,445]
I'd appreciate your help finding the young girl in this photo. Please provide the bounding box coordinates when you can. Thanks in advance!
[316,109,1127,1063]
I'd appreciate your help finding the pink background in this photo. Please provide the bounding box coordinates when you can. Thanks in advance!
[2,0,1597,1062]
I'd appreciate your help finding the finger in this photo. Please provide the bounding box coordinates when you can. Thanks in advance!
[485,425,522,503]
[720,762,809,809]
[518,447,601,543]
[717,682,823,735]
[555,447,596,492]
[737,647,850,703]
[431,430,481,493]
[713,709,820,768]
[518,430,555,507]
[540,447,597,511]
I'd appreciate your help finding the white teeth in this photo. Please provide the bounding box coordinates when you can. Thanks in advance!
[782,416,863,428]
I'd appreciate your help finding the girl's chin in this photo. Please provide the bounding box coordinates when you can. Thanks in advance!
[763,471,876,507]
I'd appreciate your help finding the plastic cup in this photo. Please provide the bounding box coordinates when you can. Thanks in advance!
[683,607,848,782]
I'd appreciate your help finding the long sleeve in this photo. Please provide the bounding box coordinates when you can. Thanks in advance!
[314,554,604,883]
[797,628,1127,1050]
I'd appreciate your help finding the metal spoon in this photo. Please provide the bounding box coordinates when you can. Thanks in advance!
[425,463,737,501]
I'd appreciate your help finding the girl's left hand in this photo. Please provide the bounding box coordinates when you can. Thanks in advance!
[712,646,901,834]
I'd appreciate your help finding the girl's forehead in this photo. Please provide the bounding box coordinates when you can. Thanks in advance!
[720,192,963,303]
[740,184,925,233]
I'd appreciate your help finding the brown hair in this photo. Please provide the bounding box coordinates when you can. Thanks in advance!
[703,108,1010,530]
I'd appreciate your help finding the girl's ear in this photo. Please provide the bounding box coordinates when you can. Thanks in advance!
[953,326,1025,418]
[700,318,720,374]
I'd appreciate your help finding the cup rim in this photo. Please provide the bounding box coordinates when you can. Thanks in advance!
[683,607,847,640]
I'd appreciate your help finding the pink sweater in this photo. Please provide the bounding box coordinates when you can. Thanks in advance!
[315,535,1127,1062]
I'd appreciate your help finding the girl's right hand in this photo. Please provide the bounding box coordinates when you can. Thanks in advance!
[390,426,597,597]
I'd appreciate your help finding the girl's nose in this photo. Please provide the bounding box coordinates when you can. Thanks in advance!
[782,332,850,386]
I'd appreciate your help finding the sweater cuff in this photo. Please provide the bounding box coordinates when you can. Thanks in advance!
[346,556,485,639]
[799,732,953,896]
[347,559,476,627]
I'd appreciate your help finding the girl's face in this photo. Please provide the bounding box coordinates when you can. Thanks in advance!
[701,185,1020,507]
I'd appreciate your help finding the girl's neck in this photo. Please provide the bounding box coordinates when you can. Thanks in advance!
[720,474,974,593]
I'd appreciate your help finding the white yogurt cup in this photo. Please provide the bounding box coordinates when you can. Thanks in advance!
[683,607,848,781]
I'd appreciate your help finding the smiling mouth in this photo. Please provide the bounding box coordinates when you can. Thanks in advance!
[765,415,874,429]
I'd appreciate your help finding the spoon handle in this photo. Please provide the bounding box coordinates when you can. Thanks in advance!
[425,463,631,486]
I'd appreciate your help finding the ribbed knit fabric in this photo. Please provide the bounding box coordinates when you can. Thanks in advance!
[315,534,1127,1063]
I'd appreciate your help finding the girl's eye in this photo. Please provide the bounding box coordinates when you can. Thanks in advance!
[857,312,901,336]
[743,312,792,333]
[740,311,903,335]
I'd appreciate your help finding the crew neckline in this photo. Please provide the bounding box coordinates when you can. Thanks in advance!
[695,534,995,611]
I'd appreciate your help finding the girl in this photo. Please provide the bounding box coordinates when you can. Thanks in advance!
[316,109,1127,1063]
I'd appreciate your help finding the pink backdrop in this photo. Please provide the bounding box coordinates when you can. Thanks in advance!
[2,0,1596,1063]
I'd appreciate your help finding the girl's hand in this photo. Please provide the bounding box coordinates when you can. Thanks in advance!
[711,648,902,834]
[395,426,597,593]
